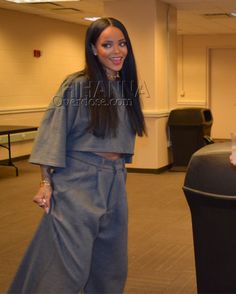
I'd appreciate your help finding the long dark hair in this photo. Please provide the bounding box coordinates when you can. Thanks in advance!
[84,17,146,138]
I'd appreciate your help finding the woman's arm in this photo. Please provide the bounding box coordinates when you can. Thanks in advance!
[33,165,53,214]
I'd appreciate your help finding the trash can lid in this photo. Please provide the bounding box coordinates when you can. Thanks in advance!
[183,142,236,197]
[168,107,213,126]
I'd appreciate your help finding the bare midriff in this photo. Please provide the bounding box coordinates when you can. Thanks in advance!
[95,152,122,160]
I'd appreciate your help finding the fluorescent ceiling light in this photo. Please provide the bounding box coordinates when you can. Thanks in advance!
[83,17,101,22]
[5,0,80,3]
[230,12,236,17]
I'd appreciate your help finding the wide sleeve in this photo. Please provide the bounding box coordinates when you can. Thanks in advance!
[29,74,81,168]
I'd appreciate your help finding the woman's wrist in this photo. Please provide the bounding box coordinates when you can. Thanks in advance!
[40,179,52,187]
[40,165,53,187]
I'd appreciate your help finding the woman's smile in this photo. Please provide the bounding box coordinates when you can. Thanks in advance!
[110,56,124,65]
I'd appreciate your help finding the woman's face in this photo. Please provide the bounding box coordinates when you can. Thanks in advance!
[93,26,128,77]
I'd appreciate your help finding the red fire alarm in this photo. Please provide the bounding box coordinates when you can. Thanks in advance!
[33,50,41,58]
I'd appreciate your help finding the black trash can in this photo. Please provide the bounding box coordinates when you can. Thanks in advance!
[183,142,236,294]
[168,107,213,170]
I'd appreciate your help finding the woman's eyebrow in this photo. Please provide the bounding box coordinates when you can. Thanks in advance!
[102,38,126,42]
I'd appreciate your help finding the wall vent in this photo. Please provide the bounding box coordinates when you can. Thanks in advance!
[202,13,231,19]
[52,7,81,13]
[22,2,62,9]
[21,2,81,13]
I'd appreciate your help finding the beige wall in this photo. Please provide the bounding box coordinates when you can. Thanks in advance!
[0,8,86,109]
[177,34,236,107]
[0,8,86,160]
[105,0,177,169]
[4,4,234,169]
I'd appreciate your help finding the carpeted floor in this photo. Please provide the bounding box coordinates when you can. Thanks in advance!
[0,160,197,294]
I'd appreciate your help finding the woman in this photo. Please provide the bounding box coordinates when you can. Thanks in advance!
[8,17,146,294]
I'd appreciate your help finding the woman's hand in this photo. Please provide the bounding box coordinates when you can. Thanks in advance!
[33,182,52,214]
[33,165,53,214]
[229,154,236,166]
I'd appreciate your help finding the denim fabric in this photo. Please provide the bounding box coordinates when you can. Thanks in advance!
[8,152,128,294]
[29,72,135,168]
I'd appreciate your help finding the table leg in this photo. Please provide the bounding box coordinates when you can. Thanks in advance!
[7,133,19,176]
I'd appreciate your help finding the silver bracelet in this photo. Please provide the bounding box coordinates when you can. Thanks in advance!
[40,179,51,187]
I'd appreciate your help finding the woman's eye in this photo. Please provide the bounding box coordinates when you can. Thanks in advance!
[120,41,127,47]
[102,43,112,48]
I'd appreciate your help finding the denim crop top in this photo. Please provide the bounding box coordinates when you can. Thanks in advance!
[29,72,136,168]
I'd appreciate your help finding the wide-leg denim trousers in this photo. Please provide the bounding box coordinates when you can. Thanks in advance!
[8,152,128,294]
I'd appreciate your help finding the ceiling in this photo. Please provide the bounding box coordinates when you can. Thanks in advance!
[0,0,108,26]
[1,0,236,34]
[164,0,236,34]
